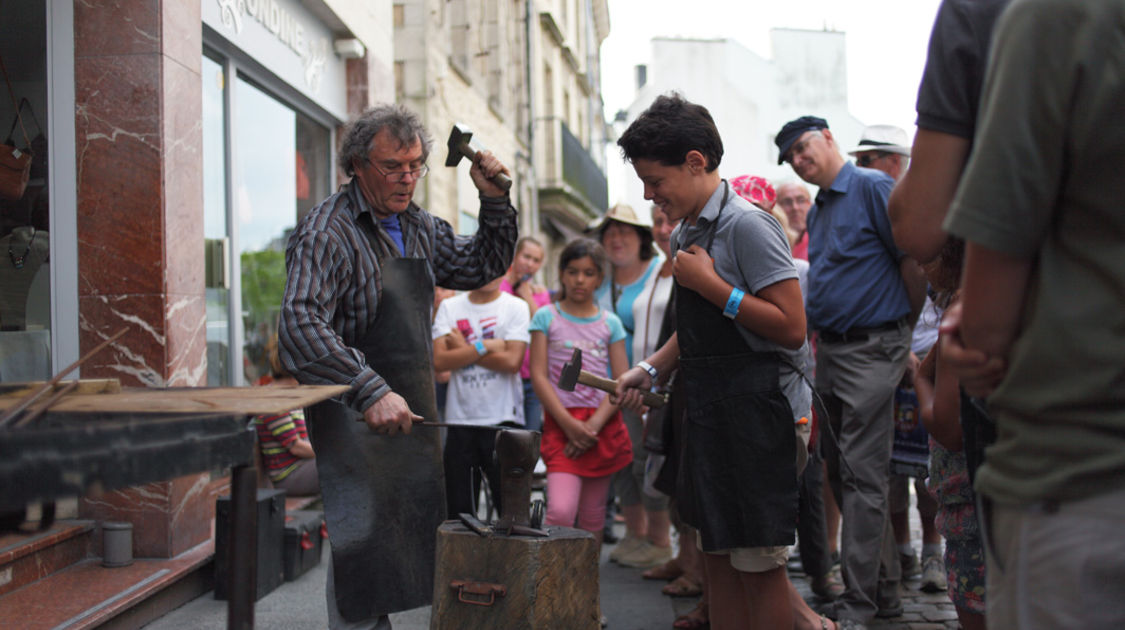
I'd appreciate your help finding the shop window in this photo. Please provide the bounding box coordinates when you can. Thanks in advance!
[0,0,51,383]
[201,52,332,386]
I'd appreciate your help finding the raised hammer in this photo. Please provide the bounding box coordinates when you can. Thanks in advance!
[558,348,667,408]
[445,123,513,191]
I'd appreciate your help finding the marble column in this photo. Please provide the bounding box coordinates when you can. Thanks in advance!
[73,0,211,559]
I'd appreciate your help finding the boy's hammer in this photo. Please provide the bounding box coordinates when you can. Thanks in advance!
[557,348,667,408]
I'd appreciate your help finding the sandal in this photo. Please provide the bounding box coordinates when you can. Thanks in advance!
[643,559,684,581]
[672,601,709,629]
[662,574,703,598]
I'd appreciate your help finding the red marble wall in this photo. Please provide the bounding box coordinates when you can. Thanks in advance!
[73,0,211,559]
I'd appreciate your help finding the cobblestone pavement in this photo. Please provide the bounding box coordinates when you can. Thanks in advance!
[144,484,960,629]
[788,563,961,630]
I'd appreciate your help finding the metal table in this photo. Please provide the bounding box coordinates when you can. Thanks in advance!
[0,385,348,629]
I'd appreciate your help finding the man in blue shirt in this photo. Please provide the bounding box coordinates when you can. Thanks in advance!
[776,116,926,629]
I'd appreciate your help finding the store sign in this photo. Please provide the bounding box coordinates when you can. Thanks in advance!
[204,0,347,119]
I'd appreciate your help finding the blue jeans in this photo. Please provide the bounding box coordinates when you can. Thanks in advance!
[522,378,542,432]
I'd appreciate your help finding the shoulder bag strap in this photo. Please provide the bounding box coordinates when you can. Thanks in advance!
[12,97,42,138]
[1,55,32,151]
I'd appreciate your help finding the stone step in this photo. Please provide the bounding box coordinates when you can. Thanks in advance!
[0,520,95,597]
[0,539,214,630]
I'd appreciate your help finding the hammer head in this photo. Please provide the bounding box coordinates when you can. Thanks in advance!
[558,348,582,392]
[445,123,473,167]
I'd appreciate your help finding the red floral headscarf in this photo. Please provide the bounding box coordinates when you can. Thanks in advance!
[730,174,776,211]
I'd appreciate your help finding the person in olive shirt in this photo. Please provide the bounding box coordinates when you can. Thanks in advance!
[942,1,1125,627]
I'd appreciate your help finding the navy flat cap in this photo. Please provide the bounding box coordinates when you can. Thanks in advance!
[775,115,829,165]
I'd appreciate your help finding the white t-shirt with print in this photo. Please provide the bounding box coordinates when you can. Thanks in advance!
[432,292,530,426]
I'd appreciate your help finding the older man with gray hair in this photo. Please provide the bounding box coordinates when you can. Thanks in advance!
[847,124,912,181]
[279,103,517,629]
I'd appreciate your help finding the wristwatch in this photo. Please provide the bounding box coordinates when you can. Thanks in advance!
[636,360,658,384]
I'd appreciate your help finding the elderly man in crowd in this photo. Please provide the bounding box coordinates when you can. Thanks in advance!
[776,115,926,630]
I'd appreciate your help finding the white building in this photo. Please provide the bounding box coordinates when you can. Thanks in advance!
[611,29,868,212]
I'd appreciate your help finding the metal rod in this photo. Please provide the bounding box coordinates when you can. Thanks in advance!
[11,380,79,428]
[0,327,128,428]
[417,421,508,430]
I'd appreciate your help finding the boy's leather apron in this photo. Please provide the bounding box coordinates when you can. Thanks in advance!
[674,182,798,552]
[307,224,444,621]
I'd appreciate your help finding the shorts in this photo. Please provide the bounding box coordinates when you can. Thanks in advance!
[697,529,789,573]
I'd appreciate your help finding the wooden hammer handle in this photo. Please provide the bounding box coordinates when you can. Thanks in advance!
[576,371,666,408]
[461,144,513,191]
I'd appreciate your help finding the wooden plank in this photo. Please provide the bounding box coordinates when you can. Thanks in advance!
[0,385,350,416]
[0,379,122,397]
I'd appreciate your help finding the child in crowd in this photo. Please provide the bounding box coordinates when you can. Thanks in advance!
[500,236,552,432]
[255,339,319,496]
[912,238,985,630]
[432,276,529,517]
[529,238,632,541]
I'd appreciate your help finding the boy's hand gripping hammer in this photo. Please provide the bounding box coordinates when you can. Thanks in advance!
[557,348,667,408]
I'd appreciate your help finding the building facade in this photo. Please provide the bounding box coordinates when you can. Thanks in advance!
[0,0,611,561]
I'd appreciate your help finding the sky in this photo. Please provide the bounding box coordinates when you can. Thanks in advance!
[600,0,944,149]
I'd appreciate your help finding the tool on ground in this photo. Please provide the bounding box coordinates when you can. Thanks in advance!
[445,123,512,191]
[0,327,128,428]
[558,348,667,408]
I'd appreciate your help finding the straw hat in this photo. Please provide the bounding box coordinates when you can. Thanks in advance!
[586,203,652,234]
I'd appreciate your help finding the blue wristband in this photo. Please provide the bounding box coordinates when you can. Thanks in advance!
[473,340,487,355]
[723,287,744,319]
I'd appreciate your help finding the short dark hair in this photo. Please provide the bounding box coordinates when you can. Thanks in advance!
[598,220,655,262]
[617,93,723,172]
[338,104,433,178]
[555,238,607,301]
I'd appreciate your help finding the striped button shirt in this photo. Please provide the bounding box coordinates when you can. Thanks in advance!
[278,181,518,413]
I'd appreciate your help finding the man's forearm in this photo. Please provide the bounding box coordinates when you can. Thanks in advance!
[887,129,971,264]
[959,242,1034,360]
[433,196,519,290]
[900,257,928,327]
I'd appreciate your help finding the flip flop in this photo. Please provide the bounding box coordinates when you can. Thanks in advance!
[672,601,709,629]
[662,574,703,598]
[642,559,684,581]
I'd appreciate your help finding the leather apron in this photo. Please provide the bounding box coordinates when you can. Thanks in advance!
[675,181,798,552]
[306,215,444,621]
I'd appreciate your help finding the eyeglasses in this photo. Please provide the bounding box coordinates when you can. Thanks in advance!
[777,195,809,207]
[368,162,430,183]
[784,131,823,164]
[855,153,889,167]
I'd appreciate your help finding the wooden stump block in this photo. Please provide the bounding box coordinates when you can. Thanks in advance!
[431,521,600,630]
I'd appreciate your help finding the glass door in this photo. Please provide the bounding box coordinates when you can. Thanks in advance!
[202,54,231,386]
[201,51,331,386]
